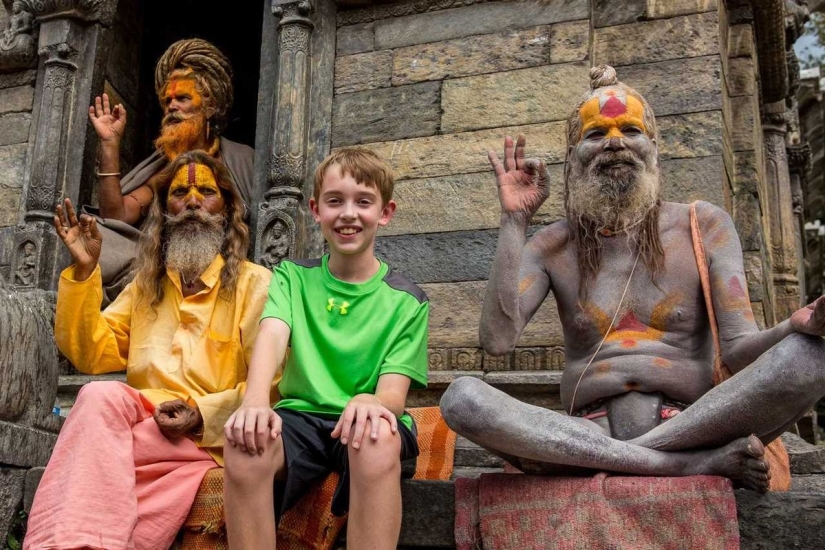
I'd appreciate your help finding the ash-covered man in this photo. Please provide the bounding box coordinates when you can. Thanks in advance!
[441,65,825,491]
[88,38,254,301]
[24,151,271,550]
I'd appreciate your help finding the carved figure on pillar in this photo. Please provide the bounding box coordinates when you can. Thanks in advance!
[255,0,314,267]
[0,1,36,71]
[440,65,825,493]
[13,241,37,286]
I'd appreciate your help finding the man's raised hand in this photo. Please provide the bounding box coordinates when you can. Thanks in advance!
[88,93,127,145]
[790,296,825,337]
[224,403,282,456]
[488,134,550,217]
[53,198,102,281]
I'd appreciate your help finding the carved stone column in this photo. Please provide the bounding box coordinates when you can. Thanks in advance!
[253,0,334,268]
[761,105,802,321]
[253,0,314,269]
[787,142,811,301]
[11,1,116,291]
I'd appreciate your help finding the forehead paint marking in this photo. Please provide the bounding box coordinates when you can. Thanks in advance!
[579,89,646,139]
[169,163,221,201]
[188,162,196,185]
[164,78,202,108]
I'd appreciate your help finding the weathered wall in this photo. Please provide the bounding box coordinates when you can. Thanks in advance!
[331,0,760,401]
[0,2,36,281]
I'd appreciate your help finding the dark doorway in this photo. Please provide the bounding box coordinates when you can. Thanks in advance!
[133,0,263,161]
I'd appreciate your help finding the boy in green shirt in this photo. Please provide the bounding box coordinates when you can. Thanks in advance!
[223,148,429,549]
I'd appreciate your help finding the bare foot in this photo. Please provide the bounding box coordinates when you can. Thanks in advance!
[692,435,771,491]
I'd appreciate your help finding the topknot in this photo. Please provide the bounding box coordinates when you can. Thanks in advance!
[589,65,618,89]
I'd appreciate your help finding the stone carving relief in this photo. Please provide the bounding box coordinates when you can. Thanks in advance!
[13,239,38,287]
[18,0,117,24]
[426,346,566,371]
[256,209,296,269]
[0,1,37,72]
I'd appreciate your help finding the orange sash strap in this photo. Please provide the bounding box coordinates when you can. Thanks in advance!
[689,202,791,491]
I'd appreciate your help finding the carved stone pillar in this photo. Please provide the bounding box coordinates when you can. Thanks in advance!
[787,142,811,301]
[11,1,116,291]
[761,104,802,321]
[253,0,334,268]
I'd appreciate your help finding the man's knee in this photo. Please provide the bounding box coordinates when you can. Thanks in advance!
[440,376,487,432]
[348,420,401,484]
[75,380,134,408]
[224,438,284,488]
[779,333,825,383]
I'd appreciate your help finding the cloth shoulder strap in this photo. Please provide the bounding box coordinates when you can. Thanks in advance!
[689,201,729,385]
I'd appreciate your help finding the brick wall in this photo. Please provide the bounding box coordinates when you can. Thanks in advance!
[330,0,746,403]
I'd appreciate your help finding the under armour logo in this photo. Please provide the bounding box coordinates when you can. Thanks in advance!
[327,298,349,315]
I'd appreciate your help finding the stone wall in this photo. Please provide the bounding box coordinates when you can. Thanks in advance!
[0,2,36,282]
[331,0,759,403]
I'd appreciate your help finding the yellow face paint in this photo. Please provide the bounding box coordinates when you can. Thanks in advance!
[163,77,203,109]
[168,163,221,203]
[579,88,646,140]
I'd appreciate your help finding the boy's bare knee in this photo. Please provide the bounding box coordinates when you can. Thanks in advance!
[348,420,401,483]
[224,439,284,488]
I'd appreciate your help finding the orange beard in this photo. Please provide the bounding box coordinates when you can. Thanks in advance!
[154,112,208,161]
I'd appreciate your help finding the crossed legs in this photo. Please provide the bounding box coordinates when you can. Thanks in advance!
[441,334,825,490]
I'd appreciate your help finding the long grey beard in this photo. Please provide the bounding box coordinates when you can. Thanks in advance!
[566,154,660,235]
[164,210,225,284]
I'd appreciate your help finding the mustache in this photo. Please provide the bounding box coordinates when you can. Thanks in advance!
[162,111,197,126]
[164,208,225,228]
[591,151,644,171]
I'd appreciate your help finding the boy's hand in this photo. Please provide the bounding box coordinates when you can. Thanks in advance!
[331,394,398,449]
[224,402,282,456]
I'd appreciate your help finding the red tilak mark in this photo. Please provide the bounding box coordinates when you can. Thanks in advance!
[600,96,627,118]
[621,339,637,348]
[188,162,196,185]
[613,311,647,332]
[728,276,746,299]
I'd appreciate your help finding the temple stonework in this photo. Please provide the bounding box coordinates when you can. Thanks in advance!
[0,0,823,545]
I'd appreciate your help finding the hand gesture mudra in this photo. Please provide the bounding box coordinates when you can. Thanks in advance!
[488,134,550,216]
[88,93,127,144]
[53,198,102,281]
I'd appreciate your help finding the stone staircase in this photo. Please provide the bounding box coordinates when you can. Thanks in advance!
[53,374,825,549]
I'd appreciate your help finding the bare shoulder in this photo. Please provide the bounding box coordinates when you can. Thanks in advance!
[692,200,735,231]
[526,220,571,257]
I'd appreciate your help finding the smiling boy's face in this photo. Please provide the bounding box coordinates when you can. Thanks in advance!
[309,164,396,259]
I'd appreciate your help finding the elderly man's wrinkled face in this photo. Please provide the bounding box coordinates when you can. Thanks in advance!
[155,76,209,160]
[567,87,660,231]
[164,163,226,284]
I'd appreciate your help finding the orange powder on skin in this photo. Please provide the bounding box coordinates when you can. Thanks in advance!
[164,78,203,110]
[579,90,646,140]
[168,163,221,203]
[518,275,537,295]
[584,292,684,345]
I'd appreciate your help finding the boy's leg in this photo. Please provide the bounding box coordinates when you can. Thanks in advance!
[224,434,285,549]
[347,417,404,550]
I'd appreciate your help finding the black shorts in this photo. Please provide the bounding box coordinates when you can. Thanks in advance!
[274,408,419,517]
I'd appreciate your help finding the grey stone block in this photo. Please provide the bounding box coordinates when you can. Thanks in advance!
[0,112,31,146]
[0,143,27,190]
[0,421,58,468]
[398,480,454,547]
[337,22,375,56]
[374,0,589,50]
[737,490,825,549]
[733,193,763,251]
[334,50,393,94]
[593,0,646,27]
[24,467,45,512]
[782,433,825,475]
[0,70,36,90]
[0,468,25,543]
[0,85,33,115]
[661,155,725,208]
[332,81,441,146]
[619,56,722,117]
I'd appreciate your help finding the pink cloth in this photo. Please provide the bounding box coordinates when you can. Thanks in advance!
[25,382,217,550]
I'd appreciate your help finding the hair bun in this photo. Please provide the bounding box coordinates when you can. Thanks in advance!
[589,65,618,89]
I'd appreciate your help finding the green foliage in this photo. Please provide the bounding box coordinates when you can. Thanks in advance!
[4,509,27,550]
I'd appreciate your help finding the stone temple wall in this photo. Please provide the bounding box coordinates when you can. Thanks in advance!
[330,0,768,406]
[0,2,36,279]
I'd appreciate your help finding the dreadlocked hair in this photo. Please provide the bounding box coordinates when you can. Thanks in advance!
[131,151,249,309]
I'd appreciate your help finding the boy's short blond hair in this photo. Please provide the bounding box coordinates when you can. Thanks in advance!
[313,147,395,205]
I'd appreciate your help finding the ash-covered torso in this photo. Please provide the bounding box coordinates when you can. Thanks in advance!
[527,201,745,411]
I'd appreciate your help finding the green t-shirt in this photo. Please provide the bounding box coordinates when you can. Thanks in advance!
[262,255,429,430]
